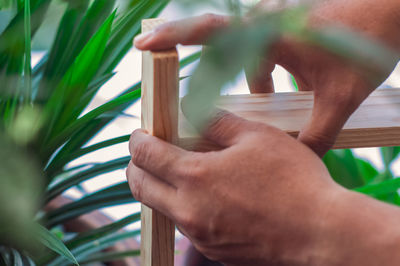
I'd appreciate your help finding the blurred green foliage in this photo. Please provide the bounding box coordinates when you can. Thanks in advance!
[0,136,42,250]
[0,0,198,264]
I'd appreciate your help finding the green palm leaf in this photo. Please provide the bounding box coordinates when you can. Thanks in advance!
[35,0,90,101]
[42,10,116,147]
[323,150,367,189]
[45,182,134,227]
[23,0,31,103]
[355,177,400,197]
[97,0,168,75]
[41,213,140,265]
[36,224,79,265]
[67,212,140,250]
[45,89,140,156]
[80,250,140,265]
[48,134,130,172]
[46,156,130,202]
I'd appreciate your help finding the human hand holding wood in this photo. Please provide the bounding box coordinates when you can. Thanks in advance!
[126,111,400,265]
[134,0,400,156]
[130,1,400,264]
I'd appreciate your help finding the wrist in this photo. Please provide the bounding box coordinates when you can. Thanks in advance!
[312,188,400,266]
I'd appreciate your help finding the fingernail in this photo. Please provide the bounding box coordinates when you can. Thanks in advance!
[133,129,149,136]
[134,30,154,47]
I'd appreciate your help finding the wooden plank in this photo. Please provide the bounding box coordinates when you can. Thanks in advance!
[179,88,400,151]
[140,18,178,266]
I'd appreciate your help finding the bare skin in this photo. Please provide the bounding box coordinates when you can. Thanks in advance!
[134,0,400,156]
[127,113,400,266]
[127,0,400,265]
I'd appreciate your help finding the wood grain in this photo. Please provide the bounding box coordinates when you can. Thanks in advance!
[140,18,178,266]
[179,88,400,151]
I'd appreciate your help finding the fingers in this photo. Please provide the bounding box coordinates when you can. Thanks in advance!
[129,129,204,186]
[181,97,265,148]
[298,90,365,157]
[126,161,176,217]
[297,112,342,157]
[134,14,230,51]
[245,59,276,94]
[129,129,188,185]
[203,110,260,147]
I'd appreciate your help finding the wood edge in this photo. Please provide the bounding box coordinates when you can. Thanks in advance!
[151,49,179,59]
[141,205,152,266]
[178,126,400,152]
[141,17,178,266]
[178,88,400,151]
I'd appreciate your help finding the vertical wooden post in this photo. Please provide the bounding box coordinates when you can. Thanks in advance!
[140,19,179,266]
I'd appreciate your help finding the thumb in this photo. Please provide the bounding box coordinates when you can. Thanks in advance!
[181,95,254,148]
[245,58,275,94]
[298,91,365,157]
[204,110,257,147]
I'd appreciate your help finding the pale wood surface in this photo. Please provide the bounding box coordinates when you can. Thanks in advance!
[179,88,400,151]
[140,18,178,266]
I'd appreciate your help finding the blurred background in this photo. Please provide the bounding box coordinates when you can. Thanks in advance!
[1,0,400,265]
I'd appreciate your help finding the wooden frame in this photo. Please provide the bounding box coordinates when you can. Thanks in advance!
[140,18,400,265]
[179,88,400,151]
[141,19,178,266]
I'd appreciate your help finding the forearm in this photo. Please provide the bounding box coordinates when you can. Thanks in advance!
[313,189,400,266]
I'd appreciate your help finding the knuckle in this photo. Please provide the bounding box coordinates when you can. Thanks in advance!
[189,165,207,181]
[207,111,237,136]
[189,14,228,43]
[131,140,150,167]
[182,155,208,180]
[201,13,227,28]
[155,21,177,35]
[177,211,207,241]
[177,212,196,232]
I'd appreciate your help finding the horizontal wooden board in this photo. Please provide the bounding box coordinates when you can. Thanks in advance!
[178,88,400,151]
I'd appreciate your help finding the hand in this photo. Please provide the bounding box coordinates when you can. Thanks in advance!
[127,111,400,265]
[134,0,400,156]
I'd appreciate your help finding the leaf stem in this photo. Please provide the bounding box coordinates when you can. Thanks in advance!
[24,0,32,104]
